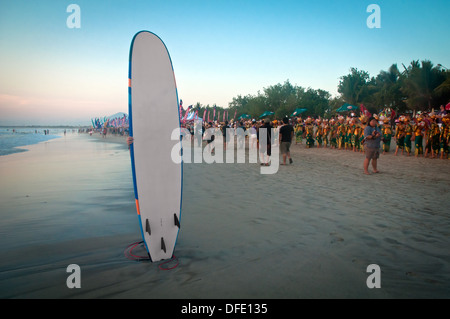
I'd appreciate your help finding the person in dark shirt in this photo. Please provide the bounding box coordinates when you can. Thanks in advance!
[222,121,229,150]
[258,118,272,166]
[279,117,294,165]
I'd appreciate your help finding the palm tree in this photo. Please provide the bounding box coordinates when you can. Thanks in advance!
[338,68,376,107]
[373,64,406,112]
[401,60,447,111]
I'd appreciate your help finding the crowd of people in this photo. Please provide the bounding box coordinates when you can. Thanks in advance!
[181,105,450,163]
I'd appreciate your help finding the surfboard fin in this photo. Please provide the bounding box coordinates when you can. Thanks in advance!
[161,237,166,253]
[145,219,151,235]
[174,214,180,228]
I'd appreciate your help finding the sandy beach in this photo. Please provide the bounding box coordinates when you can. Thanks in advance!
[0,131,449,299]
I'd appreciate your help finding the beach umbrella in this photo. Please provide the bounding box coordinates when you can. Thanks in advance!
[291,108,307,117]
[238,114,251,120]
[337,103,359,112]
[259,111,275,118]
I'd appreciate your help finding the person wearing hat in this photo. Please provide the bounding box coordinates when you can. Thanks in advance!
[353,118,363,152]
[329,118,338,149]
[337,116,346,150]
[294,118,304,145]
[321,119,329,148]
[403,116,413,156]
[426,114,441,158]
[413,116,425,157]
[363,116,382,175]
[380,116,393,154]
[305,117,315,148]
[315,118,324,148]
[394,116,406,156]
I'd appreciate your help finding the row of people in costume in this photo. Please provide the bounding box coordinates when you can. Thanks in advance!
[395,113,450,158]
[291,113,449,159]
[294,116,370,152]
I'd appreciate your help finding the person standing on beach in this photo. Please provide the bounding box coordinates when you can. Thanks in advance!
[305,117,315,148]
[413,116,425,157]
[394,117,406,156]
[222,121,229,150]
[279,117,294,165]
[249,120,258,150]
[258,118,272,166]
[381,117,392,154]
[363,116,382,175]
[403,117,413,156]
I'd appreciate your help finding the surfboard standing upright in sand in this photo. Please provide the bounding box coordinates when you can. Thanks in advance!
[128,31,183,262]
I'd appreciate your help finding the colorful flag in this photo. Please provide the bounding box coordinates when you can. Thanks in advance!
[182,105,192,123]
[360,104,371,117]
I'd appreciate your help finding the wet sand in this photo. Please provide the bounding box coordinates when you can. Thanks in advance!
[0,133,449,299]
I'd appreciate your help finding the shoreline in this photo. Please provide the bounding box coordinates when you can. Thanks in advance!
[86,131,129,144]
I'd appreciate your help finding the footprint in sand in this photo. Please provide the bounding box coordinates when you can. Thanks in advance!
[329,232,344,243]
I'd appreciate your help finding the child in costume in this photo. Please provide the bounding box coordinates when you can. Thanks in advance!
[315,118,323,148]
[337,116,346,150]
[305,117,315,148]
[345,118,353,151]
[294,119,304,145]
[380,116,393,154]
[329,118,338,149]
[413,116,426,157]
[394,117,406,156]
[322,119,330,148]
[426,114,441,158]
[403,116,413,156]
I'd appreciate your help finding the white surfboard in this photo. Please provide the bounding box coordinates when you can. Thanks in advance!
[128,31,183,262]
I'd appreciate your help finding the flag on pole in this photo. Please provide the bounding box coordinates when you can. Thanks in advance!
[390,109,396,120]
[360,104,371,117]
[183,105,192,123]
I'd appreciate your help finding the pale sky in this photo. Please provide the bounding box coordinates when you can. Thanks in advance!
[0,0,449,125]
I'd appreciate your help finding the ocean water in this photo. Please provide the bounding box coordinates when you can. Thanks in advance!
[0,127,67,156]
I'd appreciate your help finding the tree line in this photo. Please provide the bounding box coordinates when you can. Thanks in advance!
[187,60,450,121]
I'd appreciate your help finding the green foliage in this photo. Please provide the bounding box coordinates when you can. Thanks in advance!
[229,80,331,119]
[220,60,450,119]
